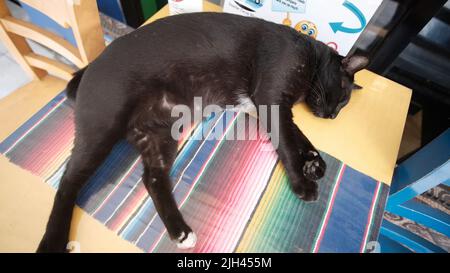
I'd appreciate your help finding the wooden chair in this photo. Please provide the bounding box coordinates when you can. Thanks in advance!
[379,128,450,253]
[0,0,105,81]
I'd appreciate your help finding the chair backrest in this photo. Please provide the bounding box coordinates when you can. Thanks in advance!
[0,0,105,81]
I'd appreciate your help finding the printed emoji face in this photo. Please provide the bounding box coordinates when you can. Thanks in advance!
[295,20,318,39]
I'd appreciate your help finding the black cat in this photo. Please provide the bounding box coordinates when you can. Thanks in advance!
[37,12,368,252]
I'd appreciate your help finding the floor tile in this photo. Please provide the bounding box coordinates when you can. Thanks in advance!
[0,41,6,55]
[0,55,31,99]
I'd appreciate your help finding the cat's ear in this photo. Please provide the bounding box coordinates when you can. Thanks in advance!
[342,55,369,76]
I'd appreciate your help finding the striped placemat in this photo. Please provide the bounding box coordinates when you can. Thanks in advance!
[0,91,389,252]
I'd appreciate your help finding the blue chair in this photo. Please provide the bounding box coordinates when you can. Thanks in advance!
[379,128,450,253]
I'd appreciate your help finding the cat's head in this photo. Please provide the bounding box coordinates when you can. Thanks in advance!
[305,50,369,119]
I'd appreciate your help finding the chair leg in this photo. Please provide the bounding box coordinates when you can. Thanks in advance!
[0,1,46,80]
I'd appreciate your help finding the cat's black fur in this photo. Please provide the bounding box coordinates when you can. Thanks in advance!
[37,12,368,252]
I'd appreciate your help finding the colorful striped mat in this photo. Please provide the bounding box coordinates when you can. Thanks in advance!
[0,91,389,253]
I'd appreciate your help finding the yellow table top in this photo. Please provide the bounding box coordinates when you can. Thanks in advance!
[143,2,412,185]
[0,2,410,253]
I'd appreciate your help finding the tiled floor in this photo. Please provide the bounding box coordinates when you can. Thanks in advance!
[0,45,32,99]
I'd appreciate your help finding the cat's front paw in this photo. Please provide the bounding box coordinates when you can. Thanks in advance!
[291,179,318,202]
[302,151,326,181]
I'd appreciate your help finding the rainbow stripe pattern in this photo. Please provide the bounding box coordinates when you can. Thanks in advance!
[0,91,389,252]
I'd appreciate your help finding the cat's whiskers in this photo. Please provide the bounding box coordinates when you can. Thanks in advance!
[316,79,327,105]
[303,80,325,106]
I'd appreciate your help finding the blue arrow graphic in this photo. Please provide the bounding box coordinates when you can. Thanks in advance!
[329,0,367,34]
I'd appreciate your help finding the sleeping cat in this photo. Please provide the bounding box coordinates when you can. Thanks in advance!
[37,12,368,252]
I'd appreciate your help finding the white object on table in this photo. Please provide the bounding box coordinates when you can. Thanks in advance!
[168,0,204,15]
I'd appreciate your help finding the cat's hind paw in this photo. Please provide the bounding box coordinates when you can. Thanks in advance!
[175,231,197,249]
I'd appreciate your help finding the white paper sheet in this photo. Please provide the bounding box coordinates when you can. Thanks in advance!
[223,0,382,56]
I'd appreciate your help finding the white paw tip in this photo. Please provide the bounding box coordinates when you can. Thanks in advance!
[66,241,81,253]
[304,160,313,168]
[176,232,197,249]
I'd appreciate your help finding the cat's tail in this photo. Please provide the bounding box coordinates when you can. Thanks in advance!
[66,67,87,101]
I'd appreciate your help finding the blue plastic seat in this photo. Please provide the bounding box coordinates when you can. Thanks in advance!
[379,128,450,253]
